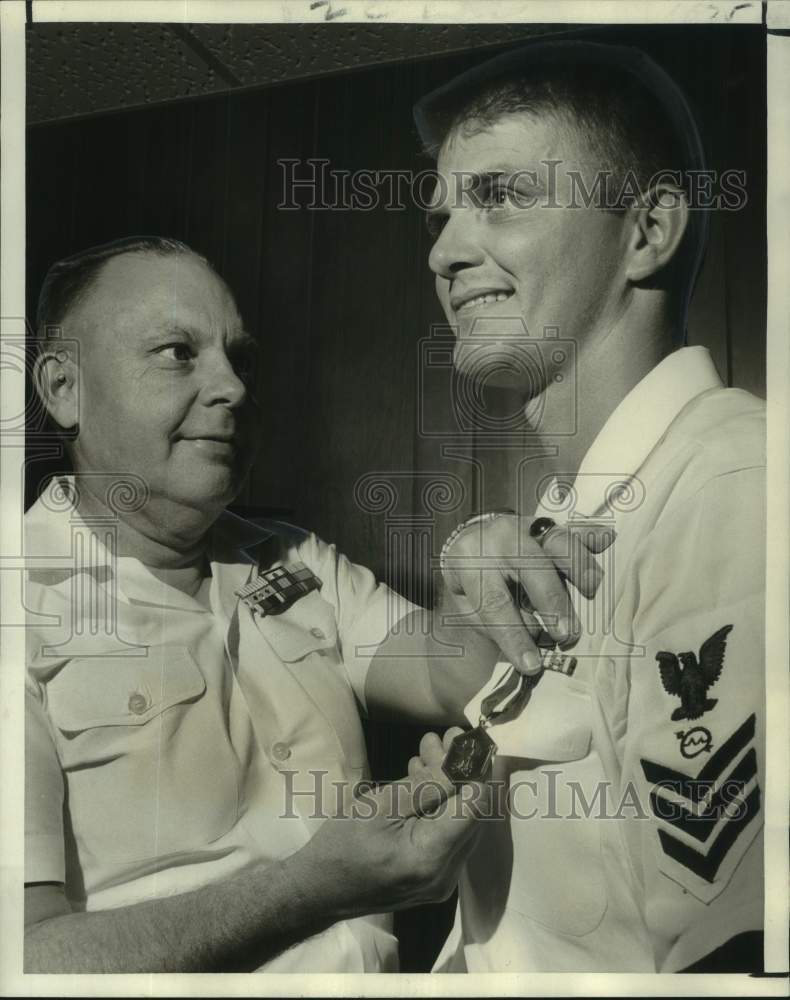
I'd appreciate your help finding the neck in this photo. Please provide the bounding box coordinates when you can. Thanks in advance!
[535,307,677,482]
[73,478,218,568]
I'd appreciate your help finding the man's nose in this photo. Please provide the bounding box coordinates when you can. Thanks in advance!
[202,352,248,409]
[428,214,485,279]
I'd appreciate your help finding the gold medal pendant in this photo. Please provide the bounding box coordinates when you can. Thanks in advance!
[442,648,575,784]
[442,725,497,783]
[442,664,536,784]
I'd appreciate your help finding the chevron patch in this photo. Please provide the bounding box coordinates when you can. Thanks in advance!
[648,748,758,843]
[656,785,761,883]
[640,714,760,884]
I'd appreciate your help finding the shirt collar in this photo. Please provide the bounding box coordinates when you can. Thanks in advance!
[25,477,275,612]
[538,346,723,519]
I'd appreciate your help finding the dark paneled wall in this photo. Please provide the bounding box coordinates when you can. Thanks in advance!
[26,23,766,970]
[26,25,767,566]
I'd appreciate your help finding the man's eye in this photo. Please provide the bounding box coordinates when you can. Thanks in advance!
[159,344,193,362]
[477,183,512,209]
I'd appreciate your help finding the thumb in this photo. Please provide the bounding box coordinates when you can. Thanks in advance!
[572,523,617,554]
[417,780,492,848]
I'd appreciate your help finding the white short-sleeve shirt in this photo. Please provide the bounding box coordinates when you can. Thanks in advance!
[24,484,416,972]
[436,346,766,973]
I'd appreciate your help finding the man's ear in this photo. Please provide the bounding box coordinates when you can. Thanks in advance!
[625,183,690,283]
[34,350,78,429]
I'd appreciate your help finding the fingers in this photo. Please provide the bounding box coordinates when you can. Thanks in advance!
[576,523,617,554]
[413,780,492,852]
[449,516,577,654]
[540,523,615,599]
[442,726,463,752]
[407,755,425,780]
[510,584,554,645]
[402,779,491,905]
[439,587,547,651]
[368,775,443,820]
[457,567,543,675]
[442,513,618,669]
[418,731,446,769]
[400,729,467,816]
[410,732,494,872]
[514,559,580,648]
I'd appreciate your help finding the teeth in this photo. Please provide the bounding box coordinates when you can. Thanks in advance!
[460,292,511,310]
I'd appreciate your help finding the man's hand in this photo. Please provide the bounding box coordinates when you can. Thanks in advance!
[302,728,489,915]
[441,514,615,674]
[364,516,615,725]
[24,728,486,972]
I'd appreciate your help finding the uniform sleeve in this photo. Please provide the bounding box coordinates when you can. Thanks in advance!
[628,465,765,971]
[25,680,66,884]
[297,534,419,714]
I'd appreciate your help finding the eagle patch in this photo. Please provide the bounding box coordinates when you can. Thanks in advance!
[656,624,732,721]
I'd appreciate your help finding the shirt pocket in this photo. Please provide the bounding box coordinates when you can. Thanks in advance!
[253,591,340,662]
[45,645,240,867]
[253,595,368,773]
[502,757,608,936]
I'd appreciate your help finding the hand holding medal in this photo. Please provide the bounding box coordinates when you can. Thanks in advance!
[308,729,491,914]
[439,509,615,676]
[439,509,615,783]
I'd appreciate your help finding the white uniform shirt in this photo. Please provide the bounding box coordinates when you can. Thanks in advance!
[436,346,765,973]
[24,480,415,972]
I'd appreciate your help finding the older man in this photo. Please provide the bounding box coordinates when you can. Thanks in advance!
[414,40,766,973]
[23,236,504,973]
[25,233,614,973]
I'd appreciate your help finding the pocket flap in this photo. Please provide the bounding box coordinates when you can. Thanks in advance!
[250,591,339,663]
[47,645,205,731]
[465,663,592,762]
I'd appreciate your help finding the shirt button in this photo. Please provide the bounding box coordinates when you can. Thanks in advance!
[272,742,292,762]
[128,693,149,715]
[310,627,325,640]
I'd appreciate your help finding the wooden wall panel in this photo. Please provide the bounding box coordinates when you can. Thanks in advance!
[25,27,768,604]
[246,82,317,518]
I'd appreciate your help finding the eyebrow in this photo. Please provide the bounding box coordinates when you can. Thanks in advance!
[143,324,256,346]
[142,323,198,343]
[426,167,545,215]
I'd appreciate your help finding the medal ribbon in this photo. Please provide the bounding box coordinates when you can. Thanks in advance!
[478,664,540,728]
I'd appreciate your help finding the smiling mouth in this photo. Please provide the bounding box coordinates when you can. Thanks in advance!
[181,436,237,449]
[181,433,236,442]
[454,291,514,313]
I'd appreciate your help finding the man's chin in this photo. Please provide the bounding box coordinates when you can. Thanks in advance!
[453,340,549,396]
[169,470,246,515]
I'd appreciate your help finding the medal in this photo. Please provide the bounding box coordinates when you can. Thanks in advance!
[442,647,577,783]
[442,664,537,783]
[442,725,497,784]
